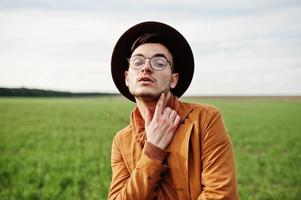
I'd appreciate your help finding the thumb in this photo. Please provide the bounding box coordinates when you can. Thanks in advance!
[145,109,152,126]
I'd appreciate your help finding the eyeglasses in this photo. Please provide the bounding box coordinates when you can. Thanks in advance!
[127,55,171,71]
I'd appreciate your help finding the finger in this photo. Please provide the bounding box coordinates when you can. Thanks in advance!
[169,110,177,120]
[145,109,152,126]
[173,115,181,129]
[154,93,164,117]
[163,107,172,119]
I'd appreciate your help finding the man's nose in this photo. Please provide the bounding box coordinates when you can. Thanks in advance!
[141,59,152,72]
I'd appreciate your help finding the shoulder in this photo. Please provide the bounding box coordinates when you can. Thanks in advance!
[178,100,226,130]
[179,101,230,143]
[114,124,133,138]
[180,100,222,117]
[113,124,133,145]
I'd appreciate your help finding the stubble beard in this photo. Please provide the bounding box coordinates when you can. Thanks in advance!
[130,86,170,102]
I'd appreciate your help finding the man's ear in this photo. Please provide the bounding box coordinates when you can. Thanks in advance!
[170,73,179,89]
[124,71,129,87]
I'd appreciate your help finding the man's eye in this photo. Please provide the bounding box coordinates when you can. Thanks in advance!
[133,59,144,66]
[153,58,166,68]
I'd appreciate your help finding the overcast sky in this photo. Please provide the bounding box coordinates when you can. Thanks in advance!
[1,0,300,95]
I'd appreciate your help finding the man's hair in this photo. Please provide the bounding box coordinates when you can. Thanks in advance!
[130,33,174,70]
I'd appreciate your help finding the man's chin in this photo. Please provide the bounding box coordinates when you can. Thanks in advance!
[131,91,161,101]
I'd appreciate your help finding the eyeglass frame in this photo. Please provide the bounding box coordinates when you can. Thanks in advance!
[127,54,172,71]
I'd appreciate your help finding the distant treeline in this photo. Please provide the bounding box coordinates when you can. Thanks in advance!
[0,87,118,97]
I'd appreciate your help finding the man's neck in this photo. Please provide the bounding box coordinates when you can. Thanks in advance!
[135,92,171,121]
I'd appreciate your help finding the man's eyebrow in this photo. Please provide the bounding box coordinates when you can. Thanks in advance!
[131,53,168,59]
[132,53,144,57]
[152,53,168,59]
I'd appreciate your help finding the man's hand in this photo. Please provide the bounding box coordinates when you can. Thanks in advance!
[145,93,181,150]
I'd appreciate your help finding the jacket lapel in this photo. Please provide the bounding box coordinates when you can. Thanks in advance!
[168,102,195,199]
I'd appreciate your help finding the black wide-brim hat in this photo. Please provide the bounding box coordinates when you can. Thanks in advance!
[111,21,194,102]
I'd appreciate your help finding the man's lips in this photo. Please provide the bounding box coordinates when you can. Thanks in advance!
[137,76,155,83]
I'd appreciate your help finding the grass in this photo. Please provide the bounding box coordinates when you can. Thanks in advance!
[0,96,300,199]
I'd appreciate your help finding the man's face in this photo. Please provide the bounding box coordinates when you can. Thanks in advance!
[125,43,179,100]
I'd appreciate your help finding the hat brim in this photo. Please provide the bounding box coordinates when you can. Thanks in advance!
[111,21,194,102]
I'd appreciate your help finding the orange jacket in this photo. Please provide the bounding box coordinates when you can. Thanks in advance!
[108,100,239,200]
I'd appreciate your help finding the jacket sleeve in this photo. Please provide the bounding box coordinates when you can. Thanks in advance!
[198,109,239,200]
[108,135,168,200]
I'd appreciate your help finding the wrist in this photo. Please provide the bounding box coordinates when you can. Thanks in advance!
[144,141,169,163]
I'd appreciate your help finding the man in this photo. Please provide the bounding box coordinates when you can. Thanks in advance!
[108,21,239,200]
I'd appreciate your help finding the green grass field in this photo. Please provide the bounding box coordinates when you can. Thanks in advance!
[0,96,300,200]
